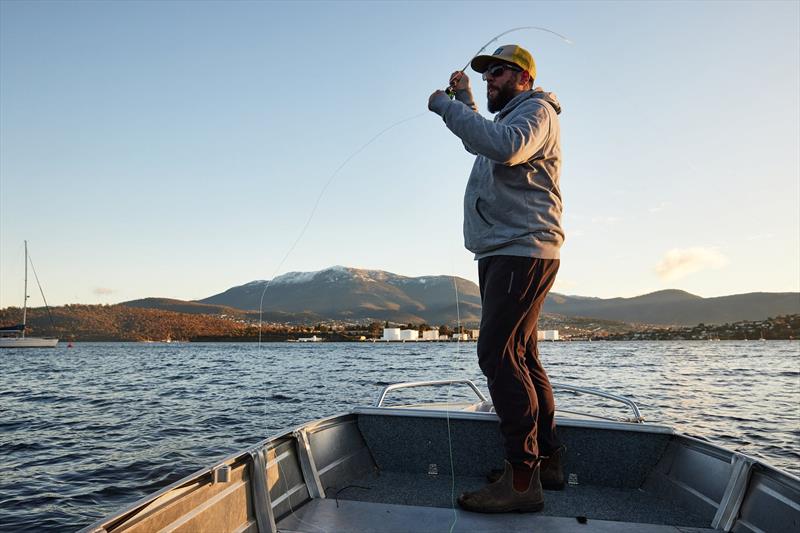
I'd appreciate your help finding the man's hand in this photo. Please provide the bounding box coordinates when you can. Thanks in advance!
[428,90,448,111]
[449,71,470,92]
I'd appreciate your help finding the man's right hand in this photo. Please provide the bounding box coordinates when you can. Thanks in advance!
[449,71,471,92]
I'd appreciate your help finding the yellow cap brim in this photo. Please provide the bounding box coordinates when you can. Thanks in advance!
[471,55,525,74]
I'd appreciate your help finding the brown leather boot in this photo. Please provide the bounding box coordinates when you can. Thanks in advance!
[458,461,544,513]
[486,447,565,490]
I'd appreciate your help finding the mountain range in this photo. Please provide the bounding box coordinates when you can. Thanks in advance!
[122,266,799,327]
[198,266,482,325]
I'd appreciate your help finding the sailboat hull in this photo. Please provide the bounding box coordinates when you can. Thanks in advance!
[0,337,59,348]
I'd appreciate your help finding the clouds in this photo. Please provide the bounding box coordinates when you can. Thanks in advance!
[655,247,728,281]
[93,287,114,295]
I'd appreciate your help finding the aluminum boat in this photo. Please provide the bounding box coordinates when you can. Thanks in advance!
[81,379,800,533]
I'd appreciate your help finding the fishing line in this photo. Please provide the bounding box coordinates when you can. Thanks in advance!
[256,112,427,344]
[254,112,425,532]
[446,270,464,533]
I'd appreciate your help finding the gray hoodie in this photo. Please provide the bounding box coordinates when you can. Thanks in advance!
[429,86,564,260]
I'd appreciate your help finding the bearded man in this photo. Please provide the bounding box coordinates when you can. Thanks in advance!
[427,44,565,513]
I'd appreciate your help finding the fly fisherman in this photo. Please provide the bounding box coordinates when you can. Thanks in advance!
[428,44,565,513]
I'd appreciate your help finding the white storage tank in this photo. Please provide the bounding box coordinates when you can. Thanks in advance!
[422,330,439,341]
[382,328,401,341]
[399,329,419,341]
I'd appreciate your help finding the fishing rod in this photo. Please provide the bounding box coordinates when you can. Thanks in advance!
[446,26,574,98]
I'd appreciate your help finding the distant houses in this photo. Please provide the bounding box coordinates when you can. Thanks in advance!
[379,327,558,342]
[381,328,418,341]
[381,328,442,342]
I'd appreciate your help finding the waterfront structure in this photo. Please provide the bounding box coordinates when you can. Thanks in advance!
[421,330,439,341]
[399,330,419,341]
[538,329,560,341]
[381,328,401,341]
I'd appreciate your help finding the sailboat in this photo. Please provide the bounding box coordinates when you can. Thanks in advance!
[0,241,59,348]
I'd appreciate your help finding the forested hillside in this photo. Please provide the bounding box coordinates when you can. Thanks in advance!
[0,305,249,341]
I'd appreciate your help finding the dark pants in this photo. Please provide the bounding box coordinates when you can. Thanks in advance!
[477,255,561,467]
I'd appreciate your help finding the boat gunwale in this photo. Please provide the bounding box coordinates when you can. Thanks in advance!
[77,412,356,533]
[674,432,800,487]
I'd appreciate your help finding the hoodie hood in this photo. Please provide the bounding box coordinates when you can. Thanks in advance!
[497,87,561,120]
[532,87,561,114]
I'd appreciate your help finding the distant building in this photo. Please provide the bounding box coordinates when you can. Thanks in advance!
[538,330,559,341]
[452,333,469,341]
[469,329,480,339]
[382,328,401,341]
[298,335,322,342]
[422,330,439,341]
[399,329,419,341]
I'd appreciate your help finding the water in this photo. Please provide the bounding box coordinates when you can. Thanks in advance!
[1,341,798,532]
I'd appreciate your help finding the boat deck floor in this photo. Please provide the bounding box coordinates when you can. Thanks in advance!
[277,499,714,533]
[277,471,714,532]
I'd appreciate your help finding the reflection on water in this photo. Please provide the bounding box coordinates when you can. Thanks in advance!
[0,341,797,531]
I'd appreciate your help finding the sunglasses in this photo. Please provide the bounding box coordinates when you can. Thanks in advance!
[482,63,521,81]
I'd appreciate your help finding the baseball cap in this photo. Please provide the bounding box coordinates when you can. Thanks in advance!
[471,44,536,79]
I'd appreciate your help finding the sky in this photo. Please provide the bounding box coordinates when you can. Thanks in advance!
[1,0,798,308]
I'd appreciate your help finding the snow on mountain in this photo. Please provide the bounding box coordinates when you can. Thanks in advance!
[269,266,404,286]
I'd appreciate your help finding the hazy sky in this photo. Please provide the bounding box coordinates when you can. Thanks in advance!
[1,0,798,307]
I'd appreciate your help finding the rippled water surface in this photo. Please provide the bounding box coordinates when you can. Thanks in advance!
[1,341,798,531]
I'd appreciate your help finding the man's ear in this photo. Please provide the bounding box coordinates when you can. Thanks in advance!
[519,71,532,88]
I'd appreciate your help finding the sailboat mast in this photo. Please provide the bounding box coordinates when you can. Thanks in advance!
[22,240,27,338]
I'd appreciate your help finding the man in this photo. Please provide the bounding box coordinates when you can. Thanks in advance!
[427,44,565,513]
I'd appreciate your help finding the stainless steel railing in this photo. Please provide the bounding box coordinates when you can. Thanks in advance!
[375,379,487,407]
[552,383,644,423]
[374,379,644,423]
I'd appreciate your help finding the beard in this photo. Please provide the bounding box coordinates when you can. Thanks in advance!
[487,78,518,113]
